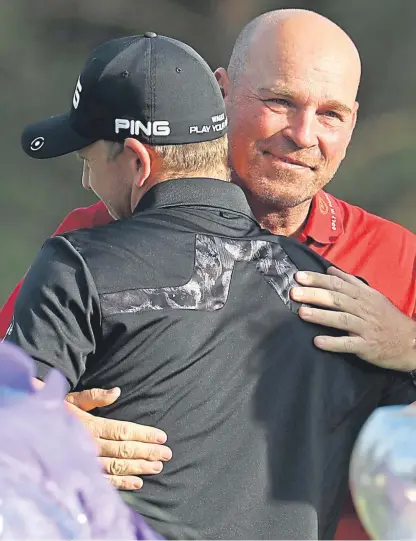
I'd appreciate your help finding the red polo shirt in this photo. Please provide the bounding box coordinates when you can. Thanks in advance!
[1,191,415,539]
[299,191,415,319]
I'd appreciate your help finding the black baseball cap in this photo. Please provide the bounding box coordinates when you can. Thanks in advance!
[21,33,228,159]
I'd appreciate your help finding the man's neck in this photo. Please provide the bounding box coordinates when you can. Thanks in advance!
[245,192,312,238]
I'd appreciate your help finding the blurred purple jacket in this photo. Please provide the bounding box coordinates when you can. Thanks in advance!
[0,342,163,540]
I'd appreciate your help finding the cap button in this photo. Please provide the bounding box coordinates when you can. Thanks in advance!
[144,32,157,38]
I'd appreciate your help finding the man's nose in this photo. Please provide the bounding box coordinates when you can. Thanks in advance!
[282,109,318,149]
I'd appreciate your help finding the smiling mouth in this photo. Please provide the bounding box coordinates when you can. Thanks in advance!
[263,151,315,170]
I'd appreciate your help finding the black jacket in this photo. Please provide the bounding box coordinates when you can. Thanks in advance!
[8,178,416,539]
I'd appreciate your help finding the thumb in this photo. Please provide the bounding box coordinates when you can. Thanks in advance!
[65,387,121,411]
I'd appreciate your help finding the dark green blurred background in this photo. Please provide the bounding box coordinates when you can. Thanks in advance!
[1,0,415,304]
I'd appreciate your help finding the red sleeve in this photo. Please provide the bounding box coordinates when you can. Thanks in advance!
[0,201,112,339]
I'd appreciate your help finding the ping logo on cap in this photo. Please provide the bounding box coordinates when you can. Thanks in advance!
[115,119,171,137]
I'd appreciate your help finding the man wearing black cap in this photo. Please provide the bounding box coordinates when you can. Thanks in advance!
[7,33,416,540]
[21,32,229,221]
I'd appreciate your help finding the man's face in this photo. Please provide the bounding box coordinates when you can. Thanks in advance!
[220,36,358,210]
[79,141,134,220]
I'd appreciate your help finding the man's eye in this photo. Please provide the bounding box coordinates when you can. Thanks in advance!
[321,110,342,120]
[264,98,291,107]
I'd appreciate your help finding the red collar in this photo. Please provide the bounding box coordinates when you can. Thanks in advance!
[298,191,344,244]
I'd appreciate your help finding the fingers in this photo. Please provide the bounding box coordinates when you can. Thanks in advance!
[104,474,143,491]
[62,391,172,494]
[313,335,365,354]
[327,266,368,287]
[66,387,121,411]
[298,306,364,333]
[291,286,364,317]
[295,270,363,300]
[98,439,172,462]
[80,415,168,444]
[100,440,172,490]
[104,420,168,444]
[101,457,164,477]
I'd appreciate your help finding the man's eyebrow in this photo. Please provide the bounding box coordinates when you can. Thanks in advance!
[258,87,353,115]
[258,86,293,98]
[322,100,353,116]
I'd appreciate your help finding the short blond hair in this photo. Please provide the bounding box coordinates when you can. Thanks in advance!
[106,135,229,180]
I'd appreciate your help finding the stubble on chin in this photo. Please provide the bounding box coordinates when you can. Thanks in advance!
[239,170,315,210]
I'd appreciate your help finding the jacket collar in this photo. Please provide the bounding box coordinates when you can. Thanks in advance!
[135,177,258,223]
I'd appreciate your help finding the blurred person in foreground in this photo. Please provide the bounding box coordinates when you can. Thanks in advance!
[0,342,163,540]
[1,8,416,539]
[349,404,416,540]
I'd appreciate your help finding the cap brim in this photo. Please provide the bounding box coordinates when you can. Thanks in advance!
[21,113,97,159]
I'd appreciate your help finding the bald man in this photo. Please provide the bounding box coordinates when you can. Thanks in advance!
[3,9,416,540]
[216,9,415,370]
[219,9,360,235]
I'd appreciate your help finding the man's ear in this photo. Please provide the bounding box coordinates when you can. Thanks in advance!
[214,67,231,99]
[351,101,359,132]
[344,101,359,152]
[123,138,152,188]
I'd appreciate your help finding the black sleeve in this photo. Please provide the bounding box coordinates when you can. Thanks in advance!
[5,236,101,391]
[379,372,416,406]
